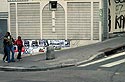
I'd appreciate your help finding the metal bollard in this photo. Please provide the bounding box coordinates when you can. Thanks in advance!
[46,46,55,60]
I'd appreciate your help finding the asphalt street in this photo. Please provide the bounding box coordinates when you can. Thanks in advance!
[0,64,125,82]
[77,51,125,73]
[1,51,125,82]
[0,68,120,82]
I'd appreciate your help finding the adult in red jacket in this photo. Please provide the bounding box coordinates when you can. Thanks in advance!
[15,36,23,60]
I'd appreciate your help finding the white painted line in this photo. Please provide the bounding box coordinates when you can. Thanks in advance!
[100,59,125,67]
[1,66,25,69]
[78,52,125,67]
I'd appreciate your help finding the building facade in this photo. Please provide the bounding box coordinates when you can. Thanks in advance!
[7,0,104,48]
[1,0,125,53]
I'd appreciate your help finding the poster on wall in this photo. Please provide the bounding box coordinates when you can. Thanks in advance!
[14,39,70,54]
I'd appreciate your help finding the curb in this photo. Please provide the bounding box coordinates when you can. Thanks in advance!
[0,52,104,72]
[76,52,105,66]
[0,64,74,72]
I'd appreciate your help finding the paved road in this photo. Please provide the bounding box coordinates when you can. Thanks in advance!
[1,51,125,82]
[0,68,120,82]
[76,51,125,73]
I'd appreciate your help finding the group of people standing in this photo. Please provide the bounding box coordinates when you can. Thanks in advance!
[3,32,23,63]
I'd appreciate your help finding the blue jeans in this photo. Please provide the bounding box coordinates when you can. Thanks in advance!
[6,45,15,62]
[3,46,8,61]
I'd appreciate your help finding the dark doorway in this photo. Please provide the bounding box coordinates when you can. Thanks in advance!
[0,19,7,54]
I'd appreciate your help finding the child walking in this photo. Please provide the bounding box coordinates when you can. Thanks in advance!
[15,36,23,60]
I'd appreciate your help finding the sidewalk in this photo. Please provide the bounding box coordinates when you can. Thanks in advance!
[0,35,125,71]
